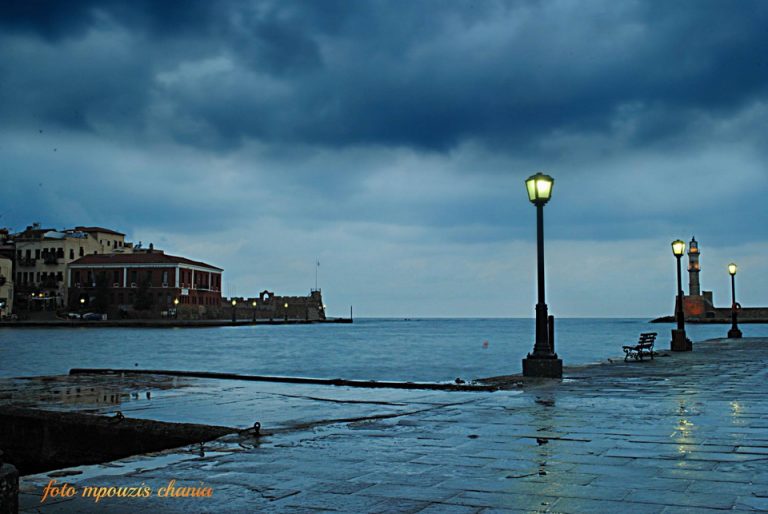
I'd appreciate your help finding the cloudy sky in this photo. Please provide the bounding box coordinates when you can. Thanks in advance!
[2,0,766,317]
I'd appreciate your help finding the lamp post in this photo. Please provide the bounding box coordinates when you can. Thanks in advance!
[231,299,237,324]
[252,300,257,323]
[173,298,179,319]
[522,172,562,378]
[671,240,690,351]
[727,263,742,339]
[284,302,289,322]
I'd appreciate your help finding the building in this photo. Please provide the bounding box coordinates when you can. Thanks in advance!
[67,249,223,316]
[13,224,132,309]
[0,255,13,318]
[226,290,326,321]
[682,236,716,318]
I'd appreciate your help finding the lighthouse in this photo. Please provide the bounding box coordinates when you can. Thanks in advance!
[688,236,701,295]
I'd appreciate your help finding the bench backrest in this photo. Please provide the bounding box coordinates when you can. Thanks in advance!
[639,332,657,343]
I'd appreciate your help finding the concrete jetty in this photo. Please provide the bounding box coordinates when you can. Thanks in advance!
[2,337,767,512]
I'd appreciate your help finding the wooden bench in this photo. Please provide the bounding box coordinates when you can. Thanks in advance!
[623,332,657,362]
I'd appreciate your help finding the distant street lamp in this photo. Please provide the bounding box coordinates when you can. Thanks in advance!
[284,302,289,322]
[727,263,742,339]
[522,172,562,378]
[231,299,237,323]
[173,298,179,319]
[671,240,690,351]
[252,300,257,322]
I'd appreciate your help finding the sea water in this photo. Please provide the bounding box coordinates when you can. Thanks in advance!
[0,319,764,382]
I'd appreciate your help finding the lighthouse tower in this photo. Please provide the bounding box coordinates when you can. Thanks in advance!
[688,236,701,296]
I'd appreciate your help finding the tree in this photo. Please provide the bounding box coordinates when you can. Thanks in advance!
[93,272,110,313]
[133,275,154,311]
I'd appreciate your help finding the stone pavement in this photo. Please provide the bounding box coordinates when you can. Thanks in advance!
[12,337,768,512]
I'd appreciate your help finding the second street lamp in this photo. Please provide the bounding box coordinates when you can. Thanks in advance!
[522,172,562,378]
[231,299,237,324]
[728,263,742,339]
[671,240,691,351]
[252,300,257,323]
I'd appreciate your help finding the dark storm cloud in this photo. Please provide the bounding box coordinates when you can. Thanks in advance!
[3,0,768,153]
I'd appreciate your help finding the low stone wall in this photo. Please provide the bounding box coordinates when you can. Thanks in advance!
[0,461,18,514]
[0,407,235,476]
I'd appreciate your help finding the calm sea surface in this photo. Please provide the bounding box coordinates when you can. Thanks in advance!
[1,319,764,382]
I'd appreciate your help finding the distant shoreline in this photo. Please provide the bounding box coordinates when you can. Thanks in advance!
[0,318,352,329]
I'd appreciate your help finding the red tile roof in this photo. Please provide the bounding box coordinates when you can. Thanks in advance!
[73,226,125,236]
[69,252,222,271]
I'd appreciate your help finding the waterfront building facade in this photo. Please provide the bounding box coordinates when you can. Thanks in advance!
[67,250,223,316]
[0,255,13,318]
[13,224,132,309]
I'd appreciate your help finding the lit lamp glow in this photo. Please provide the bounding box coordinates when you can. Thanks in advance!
[231,299,237,323]
[525,172,554,205]
[671,239,686,257]
[728,263,737,276]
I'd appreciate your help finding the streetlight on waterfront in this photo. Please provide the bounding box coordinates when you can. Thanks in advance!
[231,299,237,324]
[173,298,179,319]
[727,263,742,339]
[522,172,562,378]
[252,300,257,323]
[284,302,289,322]
[671,240,690,351]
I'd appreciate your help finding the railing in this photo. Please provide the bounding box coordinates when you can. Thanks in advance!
[18,257,36,267]
[43,254,58,265]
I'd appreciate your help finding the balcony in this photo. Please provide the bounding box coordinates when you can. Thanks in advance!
[43,254,59,265]
[18,257,36,267]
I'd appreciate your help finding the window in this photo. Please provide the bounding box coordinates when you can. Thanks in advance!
[35,249,40,259]
[162,271,168,284]
[57,272,63,282]
[75,271,80,283]
[113,270,120,284]
[79,247,84,257]
[130,270,137,284]
[57,247,64,258]
[25,249,31,259]
[69,248,74,260]
[16,250,21,259]
[107,240,111,247]
[17,272,21,283]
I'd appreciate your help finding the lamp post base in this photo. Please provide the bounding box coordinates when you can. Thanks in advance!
[727,327,742,339]
[522,354,563,378]
[671,329,691,352]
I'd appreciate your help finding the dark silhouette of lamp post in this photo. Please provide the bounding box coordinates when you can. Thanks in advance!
[727,263,742,339]
[231,299,237,324]
[522,172,562,378]
[671,240,690,351]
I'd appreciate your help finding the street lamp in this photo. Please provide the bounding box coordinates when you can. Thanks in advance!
[522,172,562,378]
[284,302,289,322]
[671,239,690,351]
[231,299,237,323]
[252,300,257,322]
[727,263,742,339]
[173,298,179,319]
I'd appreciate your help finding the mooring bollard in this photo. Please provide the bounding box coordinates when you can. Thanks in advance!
[0,450,19,514]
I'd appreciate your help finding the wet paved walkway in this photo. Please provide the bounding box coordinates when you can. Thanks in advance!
[9,337,768,512]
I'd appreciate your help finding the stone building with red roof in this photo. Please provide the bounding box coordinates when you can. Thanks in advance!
[68,248,223,316]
